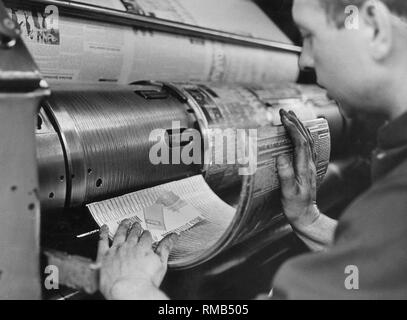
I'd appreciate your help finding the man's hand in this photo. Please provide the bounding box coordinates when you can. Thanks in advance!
[277,109,321,230]
[97,219,178,300]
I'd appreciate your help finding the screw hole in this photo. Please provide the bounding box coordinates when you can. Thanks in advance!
[0,35,16,49]
[37,115,43,130]
[60,175,64,181]
[28,203,35,210]
[11,186,17,192]
[49,192,55,199]
[96,178,103,188]
[88,168,93,174]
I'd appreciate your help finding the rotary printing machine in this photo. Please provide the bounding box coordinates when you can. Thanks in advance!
[0,0,377,300]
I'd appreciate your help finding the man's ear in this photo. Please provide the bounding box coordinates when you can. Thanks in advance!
[360,0,394,61]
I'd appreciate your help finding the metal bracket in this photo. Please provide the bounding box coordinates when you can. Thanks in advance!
[44,250,99,295]
[0,0,49,299]
[0,1,19,48]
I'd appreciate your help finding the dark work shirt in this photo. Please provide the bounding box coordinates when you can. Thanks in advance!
[271,112,407,299]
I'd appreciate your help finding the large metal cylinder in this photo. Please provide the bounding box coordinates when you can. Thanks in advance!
[37,83,202,211]
[36,82,345,212]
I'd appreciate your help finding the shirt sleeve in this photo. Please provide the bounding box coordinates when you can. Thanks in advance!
[293,213,337,252]
[270,173,407,299]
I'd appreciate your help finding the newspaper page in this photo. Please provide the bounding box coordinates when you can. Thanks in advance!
[179,84,321,190]
[5,3,299,84]
[119,0,300,83]
[228,119,331,242]
[87,175,236,261]
[121,31,299,84]
[248,83,318,125]
[121,31,213,83]
[61,0,291,43]
[121,0,292,42]
[207,41,299,84]
[69,0,126,11]
[57,0,290,41]
[87,120,330,263]
[5,7,135,82]
[253,119,330,197]
[206,118,331,193]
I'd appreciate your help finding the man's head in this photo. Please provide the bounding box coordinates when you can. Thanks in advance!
[293,0,407,119]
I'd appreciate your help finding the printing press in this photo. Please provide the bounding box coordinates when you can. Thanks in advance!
[0,0,378,299]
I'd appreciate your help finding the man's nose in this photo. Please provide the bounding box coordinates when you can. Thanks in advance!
[298,49,315,72]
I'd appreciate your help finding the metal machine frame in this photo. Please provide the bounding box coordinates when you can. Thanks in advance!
[0,0,49,299]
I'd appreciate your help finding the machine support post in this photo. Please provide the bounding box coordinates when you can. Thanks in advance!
[0,0,49,299]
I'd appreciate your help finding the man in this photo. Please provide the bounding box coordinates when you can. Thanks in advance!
[96,0,407,299]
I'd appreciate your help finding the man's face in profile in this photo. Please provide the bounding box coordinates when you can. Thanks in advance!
[292,0,376,116]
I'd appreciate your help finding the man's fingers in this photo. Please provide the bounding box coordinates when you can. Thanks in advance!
[280,109,307,149]
[311,162,318,188]
[97,225,109,262]
[280,111,309,177]
[288,111,316,162]
[277,155,296,194]
[287,110,317,164]
[305,127,317,164]
[156,233,178,264]
[287,110,309,141]
[286,111,312,160]
[127,221,144,244]
[138,230,153,250]
[112,219,132,248]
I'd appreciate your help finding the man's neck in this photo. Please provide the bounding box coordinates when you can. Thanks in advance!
[387,68,407,121]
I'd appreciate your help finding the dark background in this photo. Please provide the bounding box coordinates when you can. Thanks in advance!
[255,0,302,44]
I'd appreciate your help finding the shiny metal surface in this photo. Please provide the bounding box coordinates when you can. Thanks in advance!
[42,84,199,209]
[36,82,345,213]
[0,0,49,298]
[36,108,67,211]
